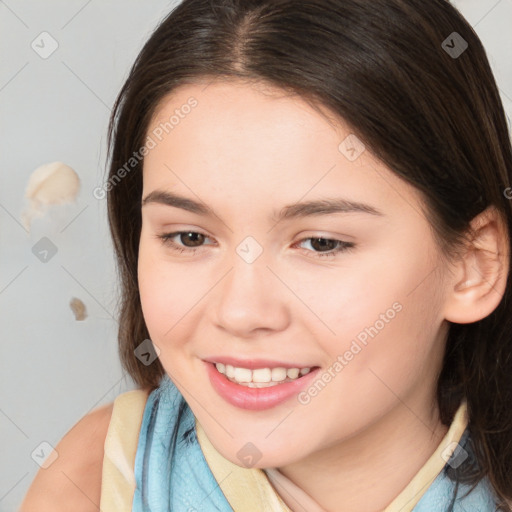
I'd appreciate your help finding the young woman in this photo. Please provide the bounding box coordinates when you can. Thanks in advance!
[21,0,512,510]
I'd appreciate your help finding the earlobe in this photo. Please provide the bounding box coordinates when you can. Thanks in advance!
[443,206,509,324]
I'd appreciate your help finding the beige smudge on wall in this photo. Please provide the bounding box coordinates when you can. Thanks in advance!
[22,161,80,231]
[70,297,87,321]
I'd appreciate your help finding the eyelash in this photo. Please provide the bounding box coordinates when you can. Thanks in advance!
[156,231,355,259]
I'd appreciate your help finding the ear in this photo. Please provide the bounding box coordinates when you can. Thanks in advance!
[443,206,510,324]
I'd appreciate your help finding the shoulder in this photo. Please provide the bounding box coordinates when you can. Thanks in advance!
[19,400,115,512]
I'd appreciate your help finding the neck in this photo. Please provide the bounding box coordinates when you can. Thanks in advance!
[276,395,449,512]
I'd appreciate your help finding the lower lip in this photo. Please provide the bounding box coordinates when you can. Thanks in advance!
[205,361,320,411]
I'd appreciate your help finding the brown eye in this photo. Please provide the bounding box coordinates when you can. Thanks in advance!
[309,238,339,252]
[157,231,214,253]
[295,237,355,259]
[179,232,205,247]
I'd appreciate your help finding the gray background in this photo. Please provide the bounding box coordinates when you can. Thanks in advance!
[0,0,511,510]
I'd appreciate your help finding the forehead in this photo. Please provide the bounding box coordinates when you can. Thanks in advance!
[150,77,337,124]
[147,78,343,152]
[142,79,426,221]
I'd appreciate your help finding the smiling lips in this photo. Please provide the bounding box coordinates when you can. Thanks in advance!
[215,362,312,387]
[205,360,321,410]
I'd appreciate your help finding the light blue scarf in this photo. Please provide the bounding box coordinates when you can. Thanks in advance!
[132,373,499,511]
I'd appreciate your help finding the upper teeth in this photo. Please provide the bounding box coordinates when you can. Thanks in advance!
[215,363,311,385]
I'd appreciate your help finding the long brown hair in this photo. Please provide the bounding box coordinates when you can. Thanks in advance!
[105,0,512,508]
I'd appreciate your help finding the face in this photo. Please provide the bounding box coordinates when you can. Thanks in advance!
[138,79,452,469]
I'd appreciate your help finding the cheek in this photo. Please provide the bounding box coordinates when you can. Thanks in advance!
[138,239,178,340]
[137,239,210,344]
[309,243,444,376]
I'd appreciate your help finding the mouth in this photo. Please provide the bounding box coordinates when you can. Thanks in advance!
[204,360,321,410]
[214,362,315,388]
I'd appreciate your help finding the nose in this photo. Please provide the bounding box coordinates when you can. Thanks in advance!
[212,253,291,337]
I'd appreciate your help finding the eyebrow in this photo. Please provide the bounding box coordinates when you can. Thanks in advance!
[141,190,384,221]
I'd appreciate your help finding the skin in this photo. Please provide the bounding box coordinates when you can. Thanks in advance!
[137,79,508,512]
